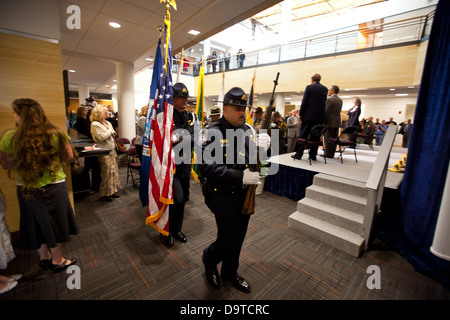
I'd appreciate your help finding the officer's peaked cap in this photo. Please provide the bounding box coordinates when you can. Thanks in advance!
[223,87,247,107]
[173,82,189,98]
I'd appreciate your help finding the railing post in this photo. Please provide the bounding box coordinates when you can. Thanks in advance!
[335,34,339,56]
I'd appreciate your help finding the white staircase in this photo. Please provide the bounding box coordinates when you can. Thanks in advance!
[288,173,367,257]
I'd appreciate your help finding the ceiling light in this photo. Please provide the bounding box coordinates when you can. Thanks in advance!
[408,86,415,88]
[68,69,76,73]
[395,94,408,96]
[390,88,396,91]
[188,30,200,35]
[145,58,154,61]
[109,22,121,28]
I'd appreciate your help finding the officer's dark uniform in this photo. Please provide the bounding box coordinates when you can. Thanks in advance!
[199,87,256,293]
[165,83,194,246]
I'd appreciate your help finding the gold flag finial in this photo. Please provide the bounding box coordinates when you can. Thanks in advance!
[160,0,177,11]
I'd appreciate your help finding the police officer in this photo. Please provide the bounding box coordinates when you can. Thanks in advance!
[199,87,270,293]
[207,106,221,127]
[160,82,194,247]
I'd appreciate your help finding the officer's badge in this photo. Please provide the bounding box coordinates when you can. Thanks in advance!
[220,139,228,147]
[182,88,188,93]
[198,128,208,145]
[241,94,247,101]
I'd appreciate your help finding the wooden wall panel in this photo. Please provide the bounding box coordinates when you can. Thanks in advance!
[0,32,70,232]
[198,44,425,96]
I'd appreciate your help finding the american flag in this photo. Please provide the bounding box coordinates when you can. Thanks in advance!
[144,24,174,236]
[139,38,162,207]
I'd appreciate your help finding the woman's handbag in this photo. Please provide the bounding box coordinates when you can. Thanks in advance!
[113,136,126,153]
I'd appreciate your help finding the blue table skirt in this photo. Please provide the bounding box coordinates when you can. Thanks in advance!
[263,164,318,201]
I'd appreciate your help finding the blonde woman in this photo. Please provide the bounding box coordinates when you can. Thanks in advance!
[90,106,120,201]
[135,105,147,163]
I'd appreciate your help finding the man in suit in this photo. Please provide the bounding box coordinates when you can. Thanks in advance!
[398,119,413,148]
[323,85,343,158]
[286,110,299,153]
[292,73,328,160]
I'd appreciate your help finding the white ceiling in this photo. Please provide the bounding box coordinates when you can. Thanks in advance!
[59,0,282,93]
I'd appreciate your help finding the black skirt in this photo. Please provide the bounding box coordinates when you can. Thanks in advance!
[17,181,79,250]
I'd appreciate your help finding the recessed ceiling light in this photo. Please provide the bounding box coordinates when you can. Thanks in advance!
[145,58,154,61]
[68,69,76,73]
[109,22,121,28]
[390,88,396,91]
[395,94,408,96]
[408,86,415,88]
[188,30,200,35]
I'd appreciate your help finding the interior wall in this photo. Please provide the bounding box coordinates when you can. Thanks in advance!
[199,43,425,96]
[0,32,69,232]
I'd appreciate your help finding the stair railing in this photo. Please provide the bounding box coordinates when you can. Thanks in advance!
[361,125,398,250]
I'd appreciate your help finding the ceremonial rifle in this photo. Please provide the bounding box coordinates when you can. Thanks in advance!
[242,72,280,215]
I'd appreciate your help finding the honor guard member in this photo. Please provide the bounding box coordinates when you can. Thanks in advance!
[160,82,195,247]
[199,87,270,293]
[207,106,221,127]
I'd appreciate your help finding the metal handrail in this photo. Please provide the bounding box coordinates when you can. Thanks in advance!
[177,10,434,75]
[361,125,398,250]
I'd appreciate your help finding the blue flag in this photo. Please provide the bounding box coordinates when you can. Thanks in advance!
[139,39,162,207]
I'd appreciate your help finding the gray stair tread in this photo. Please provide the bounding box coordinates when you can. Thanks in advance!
[299,197,364,223]
[289,211,364,245]
[314,173,366,189]
[307,184,367,205]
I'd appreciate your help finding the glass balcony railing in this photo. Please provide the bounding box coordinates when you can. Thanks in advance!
[173,9,434,76]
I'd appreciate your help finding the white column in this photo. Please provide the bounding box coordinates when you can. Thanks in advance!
[115,61,136,140]
[430,159,450,261]
[275,93,285,116]
[78,85,89,107]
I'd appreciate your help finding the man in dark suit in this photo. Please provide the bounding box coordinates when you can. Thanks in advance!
[324,85,343,158]
[292,73,328,160]
[398,119,413,148]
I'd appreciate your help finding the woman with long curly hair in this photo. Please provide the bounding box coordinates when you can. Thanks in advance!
[0,98,78,273]
[90,105,120,201]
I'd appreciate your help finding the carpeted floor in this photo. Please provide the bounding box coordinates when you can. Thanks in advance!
[1,158,449,303]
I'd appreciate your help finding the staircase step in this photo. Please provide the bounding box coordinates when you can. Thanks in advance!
[306,185,367,213]
[288,211,364,257]
[297,198,363,234]
[313,173,368,198]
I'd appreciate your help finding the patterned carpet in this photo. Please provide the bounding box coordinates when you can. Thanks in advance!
[1,160,449,305]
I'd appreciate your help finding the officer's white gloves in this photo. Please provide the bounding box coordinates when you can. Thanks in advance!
[256,133,271,151]
[242,168,261,185]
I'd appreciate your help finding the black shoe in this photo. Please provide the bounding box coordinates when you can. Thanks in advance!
[111,192,120,198]
[50,258,77,273]
[221,275,251,293]
[291,154,302,160]
[99,196,113,202]
[173,231,187,243]
[309,156,317,161]
[38,259,52,270]
[159,233,174,247]
[202,256,220,289]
